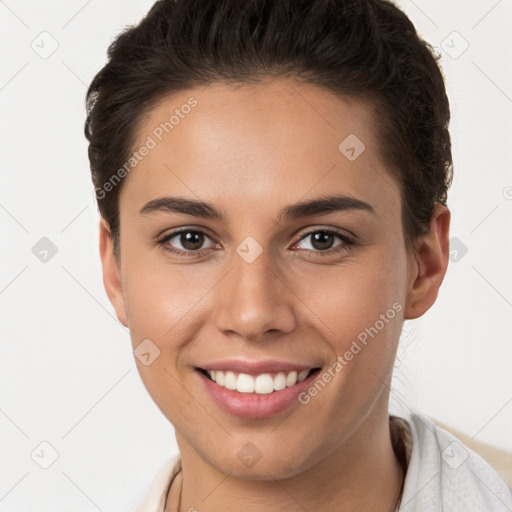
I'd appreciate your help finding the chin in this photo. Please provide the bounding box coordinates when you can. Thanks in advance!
[203,444,314,481]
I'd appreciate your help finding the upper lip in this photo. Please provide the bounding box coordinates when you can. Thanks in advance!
[197,359,320,375]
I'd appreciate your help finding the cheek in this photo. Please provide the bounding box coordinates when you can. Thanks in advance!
[302,247,405,336]
[121,261,204,421]
[120,249,223,401]
[121,248,207,343]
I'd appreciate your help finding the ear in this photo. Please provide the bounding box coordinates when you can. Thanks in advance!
[404,204,451,320]
[99,218,128,327]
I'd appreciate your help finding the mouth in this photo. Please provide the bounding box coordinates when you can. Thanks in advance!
[195,363,322,419]
[197,367,322,395]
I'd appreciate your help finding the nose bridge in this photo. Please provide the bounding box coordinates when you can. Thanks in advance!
[214,241,296,340]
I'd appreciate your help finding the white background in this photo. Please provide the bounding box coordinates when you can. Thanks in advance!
[1,0,511,510]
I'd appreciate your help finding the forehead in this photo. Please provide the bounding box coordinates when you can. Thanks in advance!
[121,79,401,222]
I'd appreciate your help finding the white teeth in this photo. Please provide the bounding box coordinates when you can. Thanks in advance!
[254,374,274,394]
[224,371,237,390]
[236,373,254,393]
[298,369,309,382]
[274,372,287,391]
[205,369,312,394]
[286,371,298,387]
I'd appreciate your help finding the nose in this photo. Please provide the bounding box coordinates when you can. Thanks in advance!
[214,244,297,342]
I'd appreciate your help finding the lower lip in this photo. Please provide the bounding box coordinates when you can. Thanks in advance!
[197,369,320,419]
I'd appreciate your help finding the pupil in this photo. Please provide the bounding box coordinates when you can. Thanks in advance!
[182,231,204,250]
[312,232,334,250]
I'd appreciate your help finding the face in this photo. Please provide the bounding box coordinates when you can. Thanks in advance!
[100,79,447,479]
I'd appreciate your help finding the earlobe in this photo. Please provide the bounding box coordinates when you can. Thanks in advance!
[404,204,451,320]
[99,219,128,327]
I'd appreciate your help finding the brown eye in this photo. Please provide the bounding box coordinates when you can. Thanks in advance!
[309,232,336,251]
[177,231,205,251]
[293,229,355,255]
[159,229,218,256]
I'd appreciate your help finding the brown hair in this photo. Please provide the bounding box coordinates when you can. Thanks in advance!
[85,0,453,254]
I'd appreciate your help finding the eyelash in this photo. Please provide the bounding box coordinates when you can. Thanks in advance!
[157,228,356,258]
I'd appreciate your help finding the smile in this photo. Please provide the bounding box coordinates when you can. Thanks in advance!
[196,362,322,419]
[200,368,318,394]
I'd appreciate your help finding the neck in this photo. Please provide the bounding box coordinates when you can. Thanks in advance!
[170,411,404,512]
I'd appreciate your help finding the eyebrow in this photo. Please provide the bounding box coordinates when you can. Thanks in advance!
[139,194,375,222]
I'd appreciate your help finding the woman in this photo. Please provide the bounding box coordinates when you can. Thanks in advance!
[84,0,512,510]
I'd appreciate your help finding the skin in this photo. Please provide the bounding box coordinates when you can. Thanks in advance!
[99,79,450,511]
